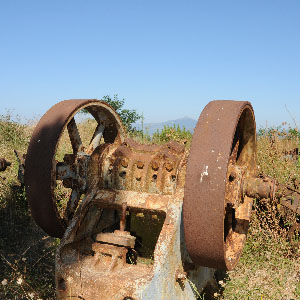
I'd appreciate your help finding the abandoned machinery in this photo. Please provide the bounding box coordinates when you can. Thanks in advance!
[277,183,300,247]
[24,99,276,300]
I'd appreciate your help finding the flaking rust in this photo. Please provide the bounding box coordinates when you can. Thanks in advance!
[276,183,300,246]
[183,100,276,271]
[24,99,277,299]
[55,134,214,300]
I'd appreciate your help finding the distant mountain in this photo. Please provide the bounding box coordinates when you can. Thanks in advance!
[133,117,197,135]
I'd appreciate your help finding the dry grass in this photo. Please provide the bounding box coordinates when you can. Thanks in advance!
[0,115,98,300]
[220,213,300,300]
[0,114,56,300]
[257,130,300,185]
[0,114,300,300]
[219,131,300,300]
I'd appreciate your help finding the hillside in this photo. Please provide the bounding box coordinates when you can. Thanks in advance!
[133,117,197,135]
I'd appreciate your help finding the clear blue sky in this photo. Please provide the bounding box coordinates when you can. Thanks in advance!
[0,0,299,128]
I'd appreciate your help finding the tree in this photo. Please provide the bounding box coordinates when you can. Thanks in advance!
[81,94,142,132]
[102,95,141,132]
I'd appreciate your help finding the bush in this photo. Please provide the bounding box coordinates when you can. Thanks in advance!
[152,125,192,145]
[81,95,142,133]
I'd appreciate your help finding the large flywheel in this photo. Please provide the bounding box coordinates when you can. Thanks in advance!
[183,100,257,270]
[24,99,125,238]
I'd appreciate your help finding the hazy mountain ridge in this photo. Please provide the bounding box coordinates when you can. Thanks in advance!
[133,117,197,135]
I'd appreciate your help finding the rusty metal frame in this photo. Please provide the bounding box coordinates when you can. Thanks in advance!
[56,187,216,299]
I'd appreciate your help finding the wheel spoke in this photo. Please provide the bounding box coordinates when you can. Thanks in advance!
[86,123,105,154]
[63,188,81,223]
[67,118,84,154]
[229,139,240,165]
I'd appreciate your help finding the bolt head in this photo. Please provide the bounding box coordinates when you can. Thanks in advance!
[137,161,144,169]
[165,160,173,172]
[121,158,128,168]
[151,160,159,171]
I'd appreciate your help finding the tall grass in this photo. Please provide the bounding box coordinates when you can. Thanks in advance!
[220,128,300,300]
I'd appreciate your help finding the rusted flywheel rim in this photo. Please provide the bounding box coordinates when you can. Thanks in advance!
[25,99,125,238]
[183,100,256,270]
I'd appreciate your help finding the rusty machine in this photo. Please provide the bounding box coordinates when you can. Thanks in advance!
[277,183,300,246]
[24,99,277,300]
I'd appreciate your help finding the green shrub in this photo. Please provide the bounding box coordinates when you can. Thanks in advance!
[152,125,192,145]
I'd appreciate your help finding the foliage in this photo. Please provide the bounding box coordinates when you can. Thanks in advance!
[82,95,142,132]
[152,125,192,145]
[258,124,300,140]
[102,95,142,132]
[289,127,300,139]
[0,112,28,148]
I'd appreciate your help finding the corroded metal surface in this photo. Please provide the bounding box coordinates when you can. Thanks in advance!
[283,147,299,161]
[279,190,300,214]
[54,134,217,299]
[24,99,125,238]
[99,138,186,194]
[244,175,276,201]
[184,100,259,270]
[276,184,300,246]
